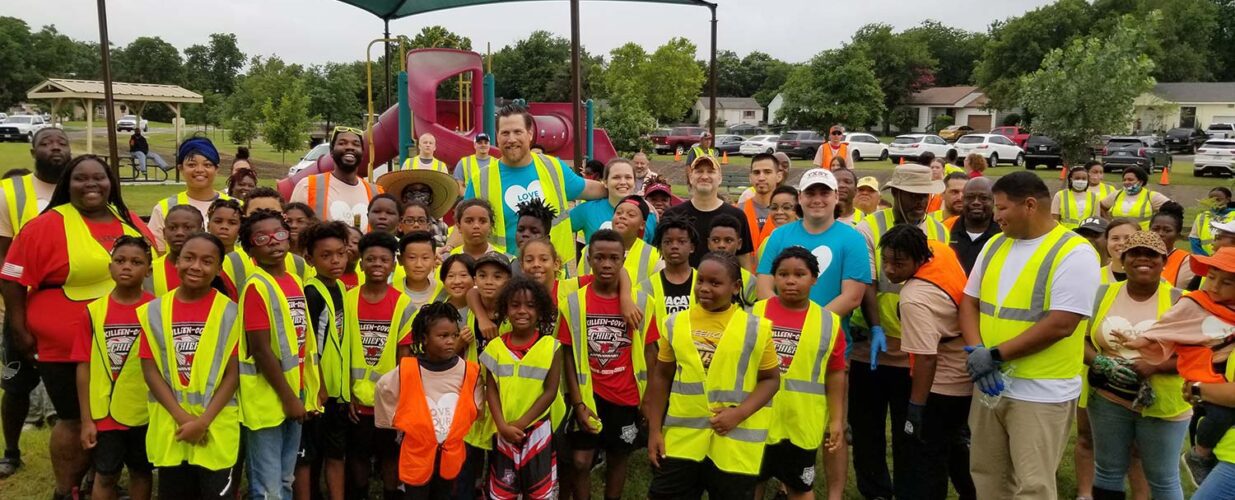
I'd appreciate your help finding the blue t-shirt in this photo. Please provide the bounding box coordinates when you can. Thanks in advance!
[570,199,659,245]
[463,156,586,250]
[757,220,871,308]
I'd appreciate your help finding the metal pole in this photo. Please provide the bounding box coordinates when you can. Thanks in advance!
[570,0,583,170]
[384,19,391,113]
[708,3,718,138]
[97,0,120,177]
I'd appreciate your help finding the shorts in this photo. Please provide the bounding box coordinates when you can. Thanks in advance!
[489,418,556,500]
[567,397,641,454]
[319,398,349,460]
[757,441,818,493]
[0,320,39,394]
[94,425,153,475]
[158,463,236,499]
[346,413,399,462]
[297,413,321,466]
[648,457,758,500]
[38,361,80,420]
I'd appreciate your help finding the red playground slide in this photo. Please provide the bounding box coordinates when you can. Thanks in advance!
[277,48,618,199]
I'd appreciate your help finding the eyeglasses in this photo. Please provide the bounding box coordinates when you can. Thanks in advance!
[251,230,290,246]
[770,203,797,212]
[401,216,429,225]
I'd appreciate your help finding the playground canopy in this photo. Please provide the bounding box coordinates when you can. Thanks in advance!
[336,0,711,19]
[26,78,203,156]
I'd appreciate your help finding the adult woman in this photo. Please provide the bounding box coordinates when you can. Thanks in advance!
[1103,219,1139,282]
[148,138,232,252]
[1101,166,1169,229]
[0,154,154,499]
[232,146,253,172]
[1053,166,1101,229]
[1150,202,1195,290]
[1190,187,1235,256]
[569,158,658,244]
[770,186,800,227]
[1088,161,1117,199]
[1084,231,1188,500]
[227,167,258,201]
[963,153,987,178]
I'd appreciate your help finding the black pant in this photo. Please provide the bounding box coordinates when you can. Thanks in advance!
[902,393,975,500]
[848,364,912,499]
[157,464,235,500]
[1197,402,1235,449]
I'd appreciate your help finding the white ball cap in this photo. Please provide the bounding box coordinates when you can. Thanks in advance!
[797,168,838,192]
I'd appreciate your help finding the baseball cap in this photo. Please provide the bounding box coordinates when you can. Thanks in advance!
[772,152,791,167]
[797,168,837,192]
[475,133,490,143]
[1213,219,1235,235]
[644,182,684,206]
[1075,217,1108,235]
[474,252,512,275]
[857,176,879,191]
[1122,231,1167,256]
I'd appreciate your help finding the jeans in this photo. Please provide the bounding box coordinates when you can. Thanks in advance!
[1086,394,1189,500]
[133,151,168,172]
[849,364,912,499]
[1194,460,1235,499]
[246,419,302,500]
[904,393,975,500]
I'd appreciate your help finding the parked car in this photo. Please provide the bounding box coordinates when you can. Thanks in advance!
[1206,123,1235,139]
[650,126,706,155]
[1022,135,1063,170]
[938,125,975,142]
[1100,136,1172,173]
[990,125,1032,148]
[116,115,148,132]
[1194,139,1235,177]
[1164,127,1209,153]
[726,124,765,135]
[776,130,825,160]
[887,134,955,164]
[843,132,888,161]
[0,112,7,123]
[287,143,331,177]
[0,115,55,142]
[696,134,745,154]
[738,135,779,156]
[954,133,1025,166]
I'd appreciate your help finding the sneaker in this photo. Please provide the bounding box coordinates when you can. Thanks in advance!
[1183,449,1218,487]
[0,455,21,479]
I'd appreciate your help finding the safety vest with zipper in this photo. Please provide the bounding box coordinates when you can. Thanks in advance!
[392,357,480,486]
[346,286,416,407]
[755,299,839,450]
[238,269,323,429]
[474,153,576,273]
[562,287,655,431]
[85,295,152,426]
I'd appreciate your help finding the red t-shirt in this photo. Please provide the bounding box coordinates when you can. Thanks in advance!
[557,287,659,406]
[499,332,542,360]
[763,298,846,374]
[340,271,360,290]
[242,273,309,390]
[351,286,404,414]
[1,210,154,361]
[550,275,595,307]
[138,291,226,384]
[71,293,154,431]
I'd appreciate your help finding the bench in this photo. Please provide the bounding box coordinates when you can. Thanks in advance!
[721,171,748,196]
[119,153,170,183]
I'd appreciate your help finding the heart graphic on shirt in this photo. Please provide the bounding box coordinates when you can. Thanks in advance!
[503,181,544,211]
[1101,316,1157,358]
[1201,315,1235,340]
[811,245,833,277]
[600,221,613,230]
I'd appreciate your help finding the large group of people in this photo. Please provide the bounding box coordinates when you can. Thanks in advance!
[1,109,1234,500]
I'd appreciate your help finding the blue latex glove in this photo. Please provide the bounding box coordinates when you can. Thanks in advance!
[974,370,1004,397]
[869,326,887,370]
[964,345,1000,380]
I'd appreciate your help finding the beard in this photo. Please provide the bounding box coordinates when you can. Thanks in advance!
[332,151,359,173]
[34,154,69,181]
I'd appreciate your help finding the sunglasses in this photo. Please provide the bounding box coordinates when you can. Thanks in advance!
[251,230,290,246]
[830,131,844,136]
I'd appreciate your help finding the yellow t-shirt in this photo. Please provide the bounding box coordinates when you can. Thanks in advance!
[657,305,778,372]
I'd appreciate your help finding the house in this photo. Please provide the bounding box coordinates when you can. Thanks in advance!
[694,97,761,127]
[1133,82,1235,132]
[767,93,785,124]
[904,86,998,133]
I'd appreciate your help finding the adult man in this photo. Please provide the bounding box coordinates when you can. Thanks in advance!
[1074,217,1111,267]
[741,153,784,253]
[631,151,658,195]
[459,104,607,263]
[663,155,754,269]
[290,128,383,228]
[813,125,853,170]
[932,172,968,229]
[403,132,449,173]
[850,164,948,500]
[833,167,862,224]
[854,176,882,215]
[961,172,1099,499]
[950,176,1000,275]
[736,152,791,205]
[682,132,717,166]
[453,133,496,193]
[128,129,168,173]
[0,127,69,478]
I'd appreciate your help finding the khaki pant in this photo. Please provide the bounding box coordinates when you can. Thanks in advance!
[969,396,1075,499]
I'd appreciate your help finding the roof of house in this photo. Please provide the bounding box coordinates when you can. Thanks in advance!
[696,97,761,110]
[1150,82,1235,103]
[26,78,203,103]
[908,86,987,108]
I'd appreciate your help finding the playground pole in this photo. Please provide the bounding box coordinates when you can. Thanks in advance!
[383,19,391,112]
[570,0,584,170]
[707,2,717,138]
[96,0,120,177]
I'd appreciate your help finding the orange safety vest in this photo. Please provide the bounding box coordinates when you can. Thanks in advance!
[819,143,848,170]
[305,174,379,222]
[1175,291,1235,383]
[1162,249,1190,287]
[907,240,967,307]
[926,194,942,214]
[943,215,958,232]
[392,357,480,486]
[741,198,776,252]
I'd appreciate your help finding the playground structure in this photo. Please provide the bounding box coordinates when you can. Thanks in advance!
[275,47,620,198]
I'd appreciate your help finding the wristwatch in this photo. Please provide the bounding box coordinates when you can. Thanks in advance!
[1190,382,1204,405]
[990,347,1003,363]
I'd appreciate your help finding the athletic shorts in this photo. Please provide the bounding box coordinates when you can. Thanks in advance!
[38,361,80,420]
[757,441,818,493]
[0,320,39,394]
[158,463,236,499]
[94,425,153,475]
[489,418,556,500]
[318,398,349,461]
[567,397,641,454]
[648,457,758,500]
[345,413,399,462]
[297,413,321,466]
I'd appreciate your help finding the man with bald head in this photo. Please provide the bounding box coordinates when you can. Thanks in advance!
[949,176,999,274]
[403,132,448,172]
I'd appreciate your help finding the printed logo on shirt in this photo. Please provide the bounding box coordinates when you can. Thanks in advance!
[585,314,631,373]
[287,296,308,357]
[172,322,206,385]
[1100,316,1155,359]
[771,325,802,374]
[103,323,142,379]
[428,393,460,443]
[692,329,723,369]
[328,201,369,229]
[1202,315,1235,340]
[359,320,392,366]
[664,294,691,316]
[503,181,545,212]
[811,245,833,277]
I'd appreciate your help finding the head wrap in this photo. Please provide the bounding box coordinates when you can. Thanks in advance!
[177,137,220,166]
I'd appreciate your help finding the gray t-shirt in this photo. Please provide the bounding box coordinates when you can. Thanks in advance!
[404,278,440,313]
[752,202,770,227]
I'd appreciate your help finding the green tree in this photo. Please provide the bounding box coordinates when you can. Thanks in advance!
[182,33,245,94]
[491,31,572,102]
[597,92,656,156]
[29,25,98,80]
[0,17,35,109]
[975,0,1094,110]
[645,38,705,123]
[848,24,937,135]
[777,48,885,131]
[409,25,472,50]
[740,52,793,107]
[306,62,363,132]
[262,78,313,163]
[225,56,304,146]
[708,50,744,97]
[114,36,183,84]
[1216,0,1235,81]
[1019,16,1156,163]
[902,20,988,87]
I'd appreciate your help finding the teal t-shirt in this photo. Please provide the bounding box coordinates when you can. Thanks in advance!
[463,156,586,250]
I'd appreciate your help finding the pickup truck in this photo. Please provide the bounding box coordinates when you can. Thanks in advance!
[0,115,56,142]
[651,126,706,155]
[990,126,1031,148]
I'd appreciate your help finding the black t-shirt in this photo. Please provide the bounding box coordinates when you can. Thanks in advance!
[660,270,694,317]
[306,282,345,352]
[662,200,754,267]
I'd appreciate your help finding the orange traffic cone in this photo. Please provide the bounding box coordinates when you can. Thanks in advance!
[721,151,729,165]
[899,156,905,165]
[1159,166,1170,186]
[1060,163,1068,181]
[674,149,682,162]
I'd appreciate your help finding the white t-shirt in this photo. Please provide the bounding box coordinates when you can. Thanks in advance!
[964,230,1100,403]
[290,173,378,228]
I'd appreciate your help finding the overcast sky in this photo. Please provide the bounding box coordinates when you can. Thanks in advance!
[2,0,1054,65]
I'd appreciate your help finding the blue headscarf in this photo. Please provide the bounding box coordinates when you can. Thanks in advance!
[177,137,220,166]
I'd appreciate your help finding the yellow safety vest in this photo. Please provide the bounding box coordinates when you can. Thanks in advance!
[224,248,313,296]
[662,305,774,475]
[85,296,150,426]
[478,335,566,429]
[390,268,448,302]
[1086,281,1188,419]
[147,254,175,296]
[345,286,415,406]
[460,155,495,188]
[858,209,949,338]
[140,292,241,470]
[1092,183,1116,200]
[305,277,349,401]
[1194,210,1235,256]
[561,287,656,431]
[1109,189,1156,229]
[461,307,507,451]
[238,269,322,430]
[636,271,696,325]
[401,157,449,172]
[1210,358,1235,463]
[2,174,40,234]
[1059,190,1100,229]
[977,225,1092,379]
[691,147,717,160]
[577,238,661,282]
[156,191,230,222]
[755,300,839,450]
[56,204,142,301]
[475,153,576,273]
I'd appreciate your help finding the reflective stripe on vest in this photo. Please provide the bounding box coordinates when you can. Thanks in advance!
[86,296,151,426]
[755,300,838,449]
[157,191,229,222]
[307,174,377,222]
[1195,211,1235,255]
[346,286,414,406]
[224,249,312,297]
[393,357,480,486]
[1060,190,1099,229]
[238,270,322,429]
[743,199,776,252]
[478,335,565,428]
[306,277,349,400]
[148,254,173,296]
[462,155,494,188]
[1110,189,1154,228]
[476,153,574,270]
[563,288,653,430]
[2,174,38,234]
[56,204,142,301]
[865,209,949,338]
[691,147,716,159]
[636,271,696,328]
[577,238,659,281]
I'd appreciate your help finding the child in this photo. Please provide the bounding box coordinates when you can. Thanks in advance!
[236,209,323,500]
[707,214,758,307]
[138,233,242,499]
[341,225,364,289]
[149,205,204,295]
[481,277,566,500]
[458,253,510,500]
[639,215,699,320]
[283,202,317,256]
[298,221,352,500]
[74,235,156,500]
[440,254,477,359]
[754,247,846,500]
[644,252,779,500]
[243,186,284,216]
[455,199,502,258]
[379,303,483,500]
[512,198,556,276]
[559,229,661,500]
[367,194,401,235]
[578,196,661,281]
[396,231,446,310]
[346,231,416,500]
[207,198,244,298]
[399,199,448,249]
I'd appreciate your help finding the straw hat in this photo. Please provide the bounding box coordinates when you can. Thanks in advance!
[376,162,458,219]
[881,165,944,195]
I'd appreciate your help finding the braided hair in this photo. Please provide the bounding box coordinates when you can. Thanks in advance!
[652,213,699,249]
[410,302,463,348]
[878,224,933,266]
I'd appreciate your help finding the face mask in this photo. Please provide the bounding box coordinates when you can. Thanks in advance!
[1072,179,1088,191]
[1126,184,1142,195]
